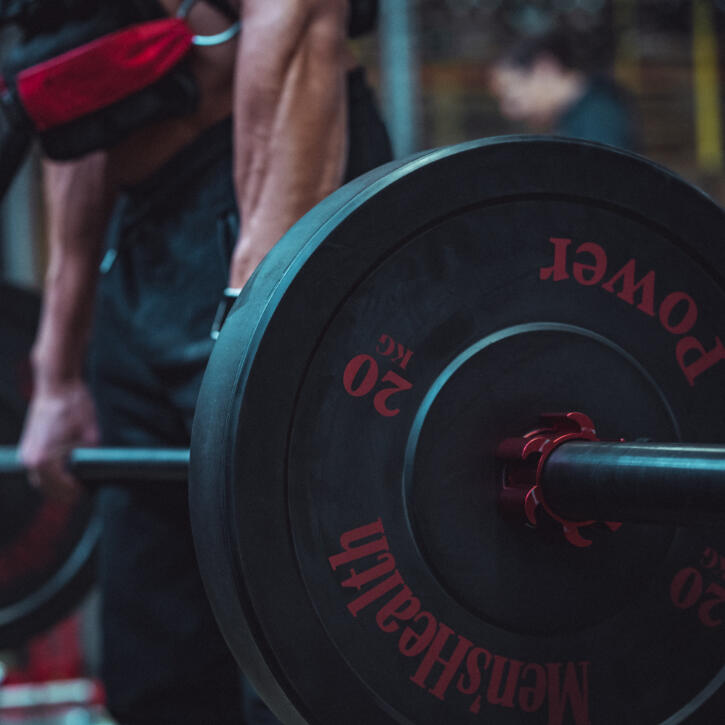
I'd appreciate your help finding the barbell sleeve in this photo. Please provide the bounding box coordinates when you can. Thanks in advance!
[0,446,189,483]
[542,441,725,526]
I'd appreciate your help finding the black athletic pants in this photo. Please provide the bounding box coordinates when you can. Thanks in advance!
[90,68,392,724]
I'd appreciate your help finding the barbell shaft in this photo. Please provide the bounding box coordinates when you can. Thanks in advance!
[0,446,189,483]
[1,441,725,520]
[542,441,725,526]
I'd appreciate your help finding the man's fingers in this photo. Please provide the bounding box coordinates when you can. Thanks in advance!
[27,458,82,504]
[49,465,82,504]
[81,423,101,446]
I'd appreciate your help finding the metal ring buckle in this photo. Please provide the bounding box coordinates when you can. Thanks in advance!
[177,0,241,47]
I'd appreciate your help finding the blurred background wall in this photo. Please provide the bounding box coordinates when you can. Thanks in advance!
[3,0,725,288]
[369,0,725,189]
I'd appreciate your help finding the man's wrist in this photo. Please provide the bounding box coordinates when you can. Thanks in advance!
[31,361,85,390]
[31,342,86,392]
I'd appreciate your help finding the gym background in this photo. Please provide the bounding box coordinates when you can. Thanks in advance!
[0,0,724,722]
[2,1,723,285]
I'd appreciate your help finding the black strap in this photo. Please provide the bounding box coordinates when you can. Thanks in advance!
[349,0,378,37]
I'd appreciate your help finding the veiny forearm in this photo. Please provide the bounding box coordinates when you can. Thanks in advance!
[230,0,349,287]
[33,251,100,388]
[33,154,117,389]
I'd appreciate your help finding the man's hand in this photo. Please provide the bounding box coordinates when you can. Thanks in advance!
[19,378,100,502]
[18,154,113,500]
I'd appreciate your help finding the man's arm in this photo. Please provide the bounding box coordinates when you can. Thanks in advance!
[229,0,350,288]
[19,153,116,500]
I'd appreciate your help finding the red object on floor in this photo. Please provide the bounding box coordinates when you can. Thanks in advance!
[4,615,84,685]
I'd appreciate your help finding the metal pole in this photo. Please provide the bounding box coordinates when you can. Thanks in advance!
[543,441,725,526]
[379,0,421,158]
[692,0,723,174]
[0,447,190,483]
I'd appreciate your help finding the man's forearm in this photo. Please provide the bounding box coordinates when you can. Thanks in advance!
[33,154,116,389]
[32,250,101,388]
[230,0,349,288]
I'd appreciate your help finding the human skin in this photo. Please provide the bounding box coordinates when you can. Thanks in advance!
[490,55,585,130]
[20,0,356,496]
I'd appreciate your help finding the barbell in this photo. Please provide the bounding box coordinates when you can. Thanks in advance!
[2,434,725,524]
[0,447,189,483]
[2,136,725,723]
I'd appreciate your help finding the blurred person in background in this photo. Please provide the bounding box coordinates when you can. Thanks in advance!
[490,29,640,151]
